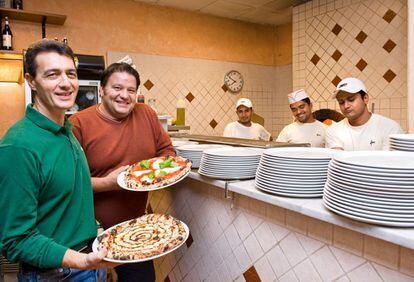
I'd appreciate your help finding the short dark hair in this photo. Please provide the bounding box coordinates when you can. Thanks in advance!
[301,97,311,105]
[359,90,367,98]
[100,63,141,89]
[24,39,76,78]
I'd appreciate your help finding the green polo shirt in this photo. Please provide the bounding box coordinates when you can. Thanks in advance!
[0,105,97,268]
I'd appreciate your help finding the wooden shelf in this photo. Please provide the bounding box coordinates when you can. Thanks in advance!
[0,7,66,25]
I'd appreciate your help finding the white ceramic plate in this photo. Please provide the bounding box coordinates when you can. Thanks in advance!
[172,141,199,147]
[92,218,189,263]
[327,170,414,190]
[324,185,414,210]
[198,170,255,180]
[203,147,264,157]
[331,159,414,176]
[328,164,414,185]
[257,167,327,180]
[323,194,414,220]
[117,169,191,192]
[389,139,414,146]
[263,147,339,160]
[333,151,414,170]
[389,134,414,141]
[256,184,323,198]
[326,177,414,199]
[260,158,329,167]
[260,158,329,169]
[324,182,414,205]
[330,161,414,179]
[198,168,256,175]
[256,164,327,175]
[324,188,414,215]
[323,197,414,227]
[256,170,326,184]
[255,177,324,190]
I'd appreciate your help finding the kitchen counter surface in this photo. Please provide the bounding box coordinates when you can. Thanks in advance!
[187,171,414,250]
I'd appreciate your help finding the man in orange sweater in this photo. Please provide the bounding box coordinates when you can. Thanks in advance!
[70,63,175,282]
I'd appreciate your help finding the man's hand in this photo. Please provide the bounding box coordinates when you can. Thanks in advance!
[91,165,129,193]
[62,248,121,270]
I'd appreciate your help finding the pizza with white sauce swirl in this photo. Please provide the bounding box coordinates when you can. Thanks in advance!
[96,214,188,261]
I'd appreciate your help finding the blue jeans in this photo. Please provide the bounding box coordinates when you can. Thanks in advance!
[115,260,155,282]
[18,268,106,282]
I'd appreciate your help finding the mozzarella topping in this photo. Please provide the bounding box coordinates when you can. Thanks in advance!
[160,167,181,174]
[152,159,163,170]
[132,170,152,178]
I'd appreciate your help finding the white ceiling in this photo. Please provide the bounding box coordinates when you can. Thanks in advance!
[134,0,308,26]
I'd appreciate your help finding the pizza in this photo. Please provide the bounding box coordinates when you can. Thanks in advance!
[124,156,191,190]
[96,213,187,260]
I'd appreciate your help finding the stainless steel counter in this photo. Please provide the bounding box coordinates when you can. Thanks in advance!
[169,133,310,148]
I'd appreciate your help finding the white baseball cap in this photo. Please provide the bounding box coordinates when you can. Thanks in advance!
[236,98,253,109]
[288,89,309,104]
[333,77,367,98]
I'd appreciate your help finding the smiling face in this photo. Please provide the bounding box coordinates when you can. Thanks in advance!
[289,100,314,123]
[26,52,78,120]
[99,71,138,120]
[336,91,369,122]
[236,105,253,125]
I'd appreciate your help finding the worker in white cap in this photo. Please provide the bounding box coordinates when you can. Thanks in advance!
[276,89,328,147]
[326,77,403,150]
[223,98,271,140]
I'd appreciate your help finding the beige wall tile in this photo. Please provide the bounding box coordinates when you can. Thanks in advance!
[333,226,364,256]
[363,236,399,270]
[285,210,308,235]
[400,247,414,277]
[265,203,286,225]
[307,217,333,245]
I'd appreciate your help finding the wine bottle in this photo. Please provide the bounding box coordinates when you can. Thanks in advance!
[2,17,13,50]
[12,0,23,9]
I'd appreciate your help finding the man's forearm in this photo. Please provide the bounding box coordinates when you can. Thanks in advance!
[91,177,116,193]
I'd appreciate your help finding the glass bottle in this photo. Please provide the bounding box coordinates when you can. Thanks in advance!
[2,17,13,50]
[176,99,185,126]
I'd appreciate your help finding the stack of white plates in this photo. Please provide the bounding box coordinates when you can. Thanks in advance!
[172,140,199,149]
[198,147,263,180]
[176,144,230,168]
[324,151,414,227]
[255,148,338,198]
[389,134,414,152]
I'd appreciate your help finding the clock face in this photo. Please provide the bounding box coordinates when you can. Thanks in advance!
[224,70,244,93]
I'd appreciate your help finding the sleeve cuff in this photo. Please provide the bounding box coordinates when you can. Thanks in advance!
[43,243,68,268]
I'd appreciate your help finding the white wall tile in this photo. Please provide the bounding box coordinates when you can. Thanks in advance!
[279,233,308,267]
[310,246,345,281]
[266,245,292,278]
[243,233,264,263]
[254,255,277,281]
[347,262,383,282]
[330,246,366,272]
[293,258,322,281]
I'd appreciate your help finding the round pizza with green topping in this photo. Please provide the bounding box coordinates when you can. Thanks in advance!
[124,156,192,190]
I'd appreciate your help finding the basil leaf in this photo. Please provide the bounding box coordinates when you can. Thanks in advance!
[148,172,155,179]
[159,170,168,177]
[140,160,150,169]
[159,158,173,169]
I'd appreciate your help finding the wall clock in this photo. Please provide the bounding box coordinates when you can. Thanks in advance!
[224,70,244,93]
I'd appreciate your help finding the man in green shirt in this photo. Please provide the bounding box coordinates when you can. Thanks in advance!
[0,40,115,281]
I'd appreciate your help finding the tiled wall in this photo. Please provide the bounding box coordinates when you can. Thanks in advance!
[149,179,414,282]
[293,0,407,131]
[108,52,293,137]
